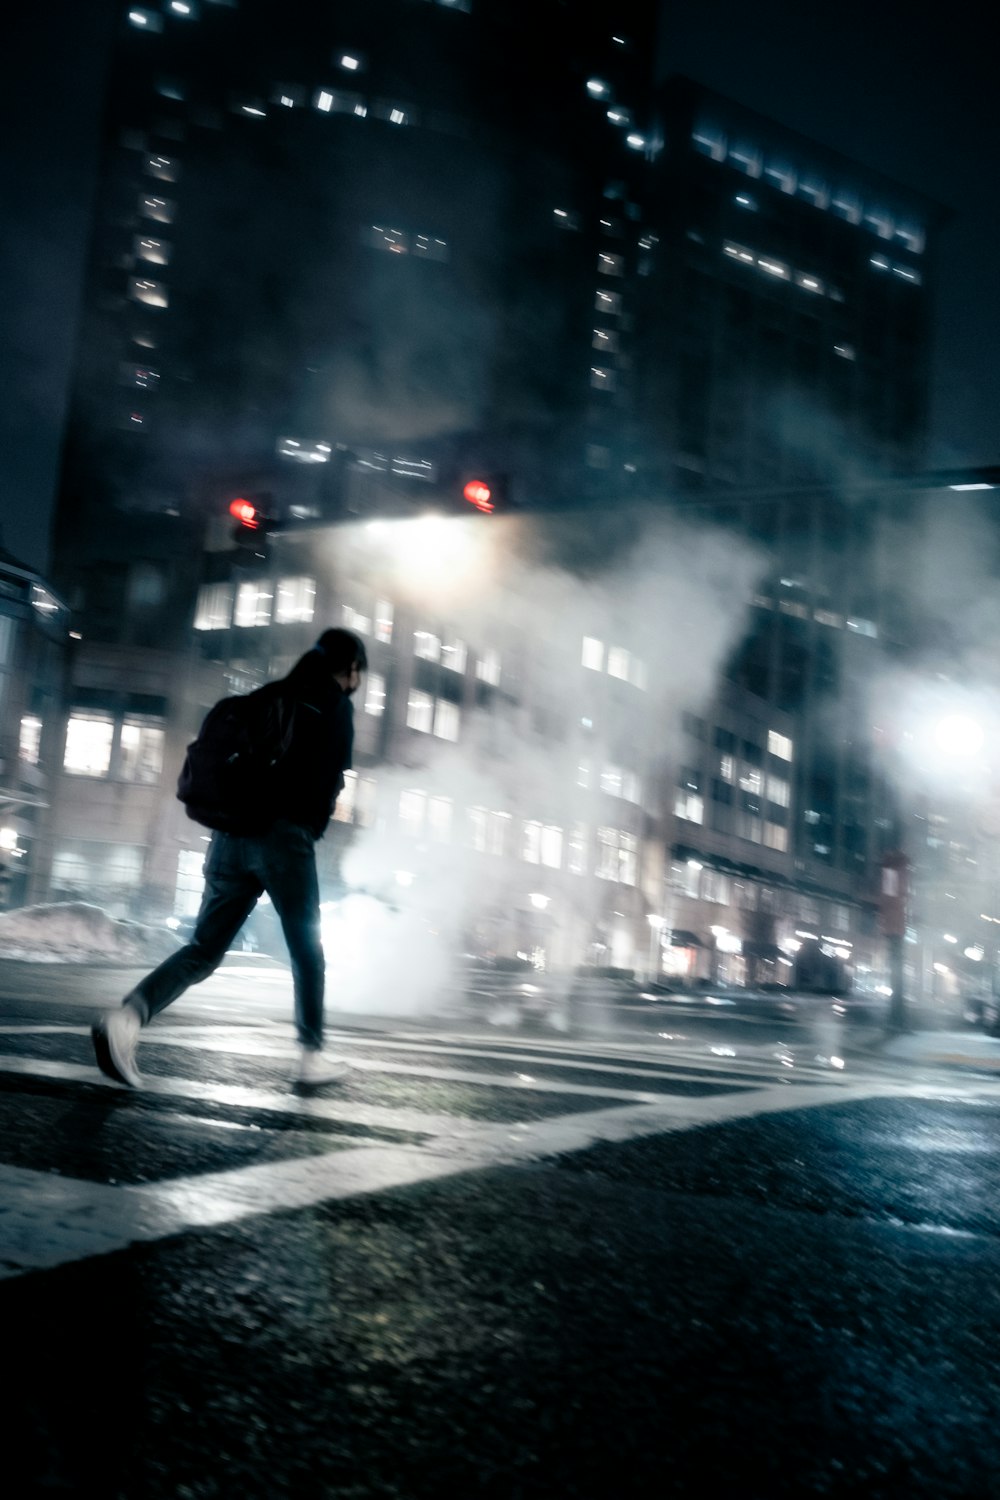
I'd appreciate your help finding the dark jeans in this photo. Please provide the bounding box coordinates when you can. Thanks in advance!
[124,819,325,1050]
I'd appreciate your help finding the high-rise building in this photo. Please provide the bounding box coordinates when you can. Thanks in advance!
[632,77,944,496]
[54,0,660,630]
[42,4,962,1000]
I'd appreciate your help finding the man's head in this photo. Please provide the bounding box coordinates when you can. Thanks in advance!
[314,628,367,695]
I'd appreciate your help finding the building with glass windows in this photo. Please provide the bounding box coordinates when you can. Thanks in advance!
[0,549,70,909]
[42,4,957,991]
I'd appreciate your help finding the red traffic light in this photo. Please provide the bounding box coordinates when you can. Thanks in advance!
[229,498,261,529]
[462,479,494,513]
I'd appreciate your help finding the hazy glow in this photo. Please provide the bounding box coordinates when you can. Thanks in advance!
[934,714,985,760]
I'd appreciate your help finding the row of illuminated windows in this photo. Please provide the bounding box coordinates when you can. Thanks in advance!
[672,860,850,929]
[59,714,165,783]
[414,630,502,684]
[682,717,794,765]
[393,791,640,884]
[577,761,642,804]
[691,127,925,252]
[751,594,878,635]
[722,242,845,301]
[194,578,318,630]
[675,793,789,850]
[405,692,460,741]
[581,637,647,688]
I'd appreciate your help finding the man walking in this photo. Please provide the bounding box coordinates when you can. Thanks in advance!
[92,628,366,1090]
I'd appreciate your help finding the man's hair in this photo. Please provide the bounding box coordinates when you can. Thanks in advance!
[314,628,367,674]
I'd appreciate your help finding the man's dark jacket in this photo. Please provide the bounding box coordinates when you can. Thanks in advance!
[259,649,354,839]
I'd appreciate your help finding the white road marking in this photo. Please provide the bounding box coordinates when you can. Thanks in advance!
[3,1020,999,1279]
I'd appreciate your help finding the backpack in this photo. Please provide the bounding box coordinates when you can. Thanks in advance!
[176,687,296,833]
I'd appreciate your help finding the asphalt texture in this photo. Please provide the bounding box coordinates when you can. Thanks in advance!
[7,1093,1000,1499]
[5,959,1000,1497]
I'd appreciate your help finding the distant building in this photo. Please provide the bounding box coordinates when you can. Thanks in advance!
[44,4,964,994]
[633,77,945,495]
[0,549,70,908]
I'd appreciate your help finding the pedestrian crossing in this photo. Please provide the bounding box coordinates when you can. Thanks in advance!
[0,1016,879,1280]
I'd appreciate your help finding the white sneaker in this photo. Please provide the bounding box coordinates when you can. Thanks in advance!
[294,1047,351,1088]
[92,1006,142,1087]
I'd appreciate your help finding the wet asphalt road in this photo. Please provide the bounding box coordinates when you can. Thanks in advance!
[4,962,1000,1497]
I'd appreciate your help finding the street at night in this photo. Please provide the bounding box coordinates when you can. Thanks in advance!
[5,0,1000,1493]
[4,960,1000,1496]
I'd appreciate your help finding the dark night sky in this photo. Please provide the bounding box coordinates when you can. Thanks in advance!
[1,0,997,575]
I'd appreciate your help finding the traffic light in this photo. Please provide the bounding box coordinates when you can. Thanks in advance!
[228,496,274,560]
[459,473,508,514]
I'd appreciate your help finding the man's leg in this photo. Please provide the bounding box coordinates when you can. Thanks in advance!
[259,822,325,1051]
[93,834,260,1085]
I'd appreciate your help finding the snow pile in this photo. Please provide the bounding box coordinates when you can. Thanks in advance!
[0,903,180,965]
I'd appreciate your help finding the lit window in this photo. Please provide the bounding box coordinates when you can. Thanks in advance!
[607,646,630,680]
[274,576,316,624]
[600,765,624,797]
[764,822,788,851]
[128,277,168,309]
[737,811,762,843]
[586,78,610,98]
[120,362,160,390]
[315,88,365,114]
[626,133,646,151]
[433,700,460,741]
[766,776,790,808]
[194,583,233,631]
[19,716,42,765]
[234,580,272,628]
[729,144,762,176]
[541,825,562,869]
[364,673,386,717]
[568,823,588,874]
[739,768,763,794]
[128,9,163,30]
[577,761,591,789]
[629,656,647,690]
[719,755,735,783]
[399,789,426,835]
[798,181,829,208]
[64,715,114,777]
[590,366,617,390]
[691,127,726,162]
[758,257,790,280]
[833,344,856,361]
[134,235,170,265]
[441,638,467,673]
[846,618,878,638]
[582,636,604,671]
[338,53,364,72]
[767,730,793,761]
[475,649,500,685]
[622,771,641,803]
[553,208,581,230]
[375,600,393,643]
[278,437,331,464]
[592,328,619,352]
[414,630,441,661]
[596,827,637,884]
[406,690,434,733]
[119,716,165,784]
[597,252,624,276]
[831,195,861,224]
[674,791,704,823]
[522,821,542,864]
[139,195,175,224]
[595,289,622,315]
[606,106,632,127]
[795,272,824,294]
[342,603,371,635]
[723,241,755,265]
[145,156,178,183]
[428,796,452,842]
[169,0,197,15]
